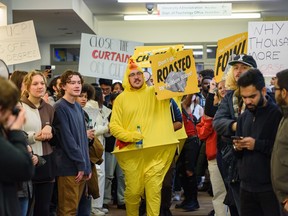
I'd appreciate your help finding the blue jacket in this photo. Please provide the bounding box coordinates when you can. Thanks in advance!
[52,98,91,176]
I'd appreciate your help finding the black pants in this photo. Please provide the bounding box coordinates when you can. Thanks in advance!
[240,188,280,216]
[33,182,54,216]
[159,157,176,216]
[176,137,200,201]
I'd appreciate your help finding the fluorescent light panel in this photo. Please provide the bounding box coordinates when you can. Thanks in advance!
[119,0,240,2]
[124,13,261,20]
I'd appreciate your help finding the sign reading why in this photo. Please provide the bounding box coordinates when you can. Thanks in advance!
[214,32,248,83]
[248,21,288,77]
[157,3,231,17]
[133,45,183,68]
[150,48,199,100]
[79,33,143,80]
[0,20,41,66]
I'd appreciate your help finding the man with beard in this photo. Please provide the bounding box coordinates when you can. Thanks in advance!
[109,59,178,216]
[271,69,288,216]
[233,69,281,216]
[213,54,257,215]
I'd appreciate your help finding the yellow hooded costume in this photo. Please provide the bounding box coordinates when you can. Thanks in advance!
[110,59,179,216]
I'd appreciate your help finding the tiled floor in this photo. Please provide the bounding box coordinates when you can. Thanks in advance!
[105,191,214,216]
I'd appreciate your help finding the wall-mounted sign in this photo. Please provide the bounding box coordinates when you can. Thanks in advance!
[157,3,232,17]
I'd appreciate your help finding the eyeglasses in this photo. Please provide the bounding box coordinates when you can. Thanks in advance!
[129,71,142,77]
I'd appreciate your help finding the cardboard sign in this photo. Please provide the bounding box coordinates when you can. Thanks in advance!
[214,32,248,82]
[133,45,183,68]
[0,20,41,66]
[150,48,199,100]
[248,21,288,77]
[78,33,143,80]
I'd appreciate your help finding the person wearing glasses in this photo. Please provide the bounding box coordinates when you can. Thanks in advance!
[271,69,288,216]
[109,59,178,216]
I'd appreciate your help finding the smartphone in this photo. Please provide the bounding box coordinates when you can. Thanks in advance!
[231,136,243,140]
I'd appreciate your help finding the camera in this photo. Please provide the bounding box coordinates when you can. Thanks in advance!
[12,107,20,116]
[146,3,154,15]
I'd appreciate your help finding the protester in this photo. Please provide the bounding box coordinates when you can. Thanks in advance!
[271,69,288,216]
[109,59,178,216]
[0,76,34,216]
[213,54,258,215]
[21,71,55,216]
[233,68,281,216]
[52,70,91,216]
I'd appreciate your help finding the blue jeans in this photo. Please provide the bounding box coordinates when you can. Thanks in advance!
[104,152,125,205]
[19,197,29,216]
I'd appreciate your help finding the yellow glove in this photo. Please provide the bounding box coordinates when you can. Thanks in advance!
[129,131,144,143]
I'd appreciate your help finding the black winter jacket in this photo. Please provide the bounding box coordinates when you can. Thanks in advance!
[235,96,282,192]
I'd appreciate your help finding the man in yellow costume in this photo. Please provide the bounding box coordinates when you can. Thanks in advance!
[110,59,179,216]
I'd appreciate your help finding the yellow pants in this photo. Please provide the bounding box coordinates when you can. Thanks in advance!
[57,176,86,216]
[115,144,176,216]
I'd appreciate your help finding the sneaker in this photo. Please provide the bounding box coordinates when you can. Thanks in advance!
[99,208,109,214]
[172,191,181,201]
[91,208,105,216]
[182,200,200,211]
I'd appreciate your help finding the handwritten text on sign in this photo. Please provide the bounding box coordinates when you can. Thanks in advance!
[248,21,288,76]
[0,20,41,65]
[78,33,143,80]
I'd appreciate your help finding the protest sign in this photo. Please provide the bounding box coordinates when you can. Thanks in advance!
[150,48,199,100]
[79,33,143,80]
[133,45,183,68]
[214,32,247,82]
[248,21,288,76]
[0,20,41,65]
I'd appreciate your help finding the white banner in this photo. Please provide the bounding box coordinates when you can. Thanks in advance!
[0,20,41,66]
[248,21,288,77]
[157,3,231,17]
[78,33,143,80]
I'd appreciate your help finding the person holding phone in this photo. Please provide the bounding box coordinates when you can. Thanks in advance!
[234,69,282,216]
[213,54,258,216]
[0,76,34,216]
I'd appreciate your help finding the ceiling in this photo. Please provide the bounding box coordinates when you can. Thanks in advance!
[12,0,288,39]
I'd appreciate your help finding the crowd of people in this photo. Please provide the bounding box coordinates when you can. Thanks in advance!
[1,54,288,216]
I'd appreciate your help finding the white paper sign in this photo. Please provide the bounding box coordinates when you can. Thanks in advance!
[0,20,41,66]
[248,21,288,76]
[157,3,231,17]
[78,33,143,80]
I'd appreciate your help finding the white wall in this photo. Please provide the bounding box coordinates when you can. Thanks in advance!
[97,18,262,43]
[14,37,81,72]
